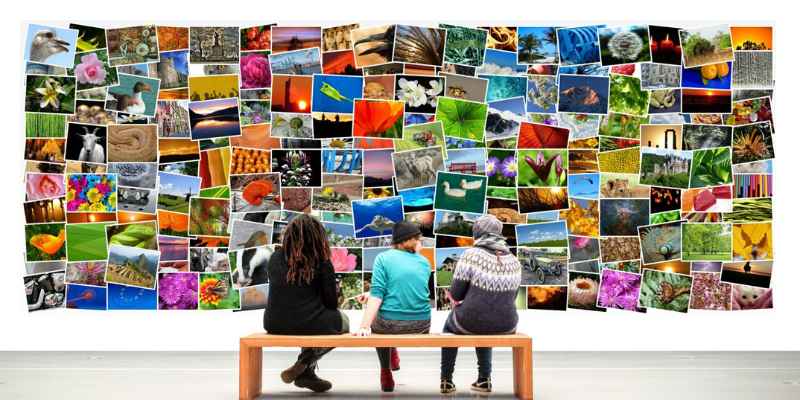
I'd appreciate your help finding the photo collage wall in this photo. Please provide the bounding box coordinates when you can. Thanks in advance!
[22,23,774,313]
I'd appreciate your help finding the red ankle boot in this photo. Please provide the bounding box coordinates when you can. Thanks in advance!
[380,368,395,392]
[390,347,400,371]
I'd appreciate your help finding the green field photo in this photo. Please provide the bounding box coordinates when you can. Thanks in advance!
[66,223,111,261]
[158,194,190,213]
[681,223,732,261]
[436,269,454,287]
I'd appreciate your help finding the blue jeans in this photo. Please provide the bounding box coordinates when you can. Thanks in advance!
[440,314,492,380]
[371,315,431,369]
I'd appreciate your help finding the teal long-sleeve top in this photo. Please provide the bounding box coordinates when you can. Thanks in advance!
[369,249,434,321]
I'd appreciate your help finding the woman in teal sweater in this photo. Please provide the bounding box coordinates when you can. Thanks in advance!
[355,221,434,392]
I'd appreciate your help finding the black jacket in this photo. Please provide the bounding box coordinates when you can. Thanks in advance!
[259,248,343,334]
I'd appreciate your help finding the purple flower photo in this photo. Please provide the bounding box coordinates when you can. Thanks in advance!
[597,269,641,311]
[158,272,198,310]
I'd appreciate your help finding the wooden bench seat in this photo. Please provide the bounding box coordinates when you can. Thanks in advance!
[239,333,533,399]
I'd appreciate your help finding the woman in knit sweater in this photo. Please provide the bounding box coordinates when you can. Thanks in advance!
[252,214,349,393]
[354,221,435,392]
[439,215,522,394]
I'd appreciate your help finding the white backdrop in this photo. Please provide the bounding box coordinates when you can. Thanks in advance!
[2,1,795,352]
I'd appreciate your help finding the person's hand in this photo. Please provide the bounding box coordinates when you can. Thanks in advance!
[355,292,370,304]
[414,239,423,253]
[353,326,372,336]
[445,289,462,307]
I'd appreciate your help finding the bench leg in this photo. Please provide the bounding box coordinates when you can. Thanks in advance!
[239,343,262,400]
[512,344,533,400]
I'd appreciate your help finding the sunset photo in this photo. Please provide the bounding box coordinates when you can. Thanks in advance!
[270,75,312,113]
[189,98,241,140]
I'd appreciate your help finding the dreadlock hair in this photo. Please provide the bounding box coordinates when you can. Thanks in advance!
[282,214,331,285]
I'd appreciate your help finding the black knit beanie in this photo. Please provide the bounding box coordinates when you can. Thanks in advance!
[392,221,421,244]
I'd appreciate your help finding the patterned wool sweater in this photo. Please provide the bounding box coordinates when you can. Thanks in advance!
[448,247,522,334]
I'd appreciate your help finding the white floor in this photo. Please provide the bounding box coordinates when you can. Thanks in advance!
[1,351,799,399]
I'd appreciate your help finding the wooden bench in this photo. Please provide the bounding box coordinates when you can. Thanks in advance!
[239,333,533,399]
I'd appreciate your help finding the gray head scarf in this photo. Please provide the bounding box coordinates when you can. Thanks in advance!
[472,215,510,255]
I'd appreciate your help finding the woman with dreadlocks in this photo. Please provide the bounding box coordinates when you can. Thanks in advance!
[258,214,348,393]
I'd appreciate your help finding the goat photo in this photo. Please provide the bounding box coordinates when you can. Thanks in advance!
[65,123,106,164]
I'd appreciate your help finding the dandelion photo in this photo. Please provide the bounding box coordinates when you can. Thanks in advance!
[598,25,651,65]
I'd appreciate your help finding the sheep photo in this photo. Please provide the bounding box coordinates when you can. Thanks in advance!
[391,146,444,191]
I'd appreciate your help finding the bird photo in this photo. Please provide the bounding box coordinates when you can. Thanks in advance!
[25,24,78,68]
[433,171,487,214]
[105,74,160,117]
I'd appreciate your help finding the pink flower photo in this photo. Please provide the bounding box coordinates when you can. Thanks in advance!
[331,247,360,272]
[72,49,117,90]
[240,52,271,89]
[26,173,66,201]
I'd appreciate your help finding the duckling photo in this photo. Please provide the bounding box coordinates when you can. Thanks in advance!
[433,171,487,214]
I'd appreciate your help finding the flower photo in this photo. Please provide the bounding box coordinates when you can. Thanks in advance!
[66,174,117,212]
[25,75,76,114]
[70,50,118,90]
[158,272,198,310]
[395,75,444,114]
[240,52,271,89]
[597,269,641,311]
